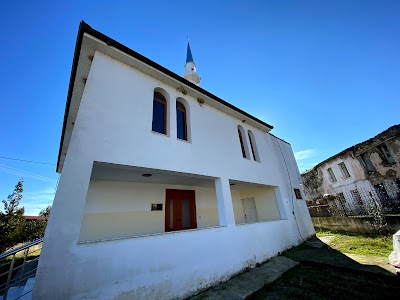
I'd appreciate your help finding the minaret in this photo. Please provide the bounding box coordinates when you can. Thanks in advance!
[184,42,200,85]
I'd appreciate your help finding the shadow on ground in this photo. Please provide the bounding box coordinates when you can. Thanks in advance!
[190,237,400,300]
[283,236,395,276]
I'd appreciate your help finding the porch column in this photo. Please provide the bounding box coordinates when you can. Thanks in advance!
[215,177,235,226]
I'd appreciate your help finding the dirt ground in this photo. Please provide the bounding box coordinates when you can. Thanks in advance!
[250,262,400,300]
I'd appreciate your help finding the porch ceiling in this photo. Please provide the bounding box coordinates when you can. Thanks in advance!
[91,162,216,187]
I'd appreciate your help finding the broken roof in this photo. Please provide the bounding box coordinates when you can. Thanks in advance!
[302,124,400,174]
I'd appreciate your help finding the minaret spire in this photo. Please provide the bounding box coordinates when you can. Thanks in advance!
[184,41,200,85]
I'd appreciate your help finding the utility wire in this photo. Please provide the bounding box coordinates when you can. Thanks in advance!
[0,164,57,182]
[0,156,56,166]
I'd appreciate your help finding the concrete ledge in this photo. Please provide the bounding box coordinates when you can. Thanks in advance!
[190,256,299,300]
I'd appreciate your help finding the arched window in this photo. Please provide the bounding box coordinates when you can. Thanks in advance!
[248,130,260,162]
[237,126,248,158]
[176,101,187,140]
[152,92,167,134]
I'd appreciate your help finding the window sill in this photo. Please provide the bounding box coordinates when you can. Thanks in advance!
[236,219,284,226]
[177,137,191,144]
[151,131,168,137]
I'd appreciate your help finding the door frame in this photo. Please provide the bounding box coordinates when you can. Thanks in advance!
[165,189,197,232]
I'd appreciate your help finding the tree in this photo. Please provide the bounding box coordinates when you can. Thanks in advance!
[20,205,52,241]
[39,205,51,217]
[0,180,26,253]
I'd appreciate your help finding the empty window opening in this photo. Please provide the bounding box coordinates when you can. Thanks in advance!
[338,162,351,178]
[248,130,260,162]
[152,91,167,134]
[294,188,302,199]
[380,144,395,164]
[360,153,375,172]
[350,189,365,214]
[374,184,389,202]
[327,168,337,182]
[395,179,400,192]
[176,101,188,141]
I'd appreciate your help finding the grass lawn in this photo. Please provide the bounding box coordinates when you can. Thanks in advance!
[315,227,393,257]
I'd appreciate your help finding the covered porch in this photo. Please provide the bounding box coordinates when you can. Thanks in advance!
[78,162,286,242]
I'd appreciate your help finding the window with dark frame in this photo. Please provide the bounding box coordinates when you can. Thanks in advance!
[248,131,259,162]
[176,101,187,141]
[338,162,351,178]
[294,188,302,199]
[238,128,247,158]
[327,167,337,182]
[152,92,167,134]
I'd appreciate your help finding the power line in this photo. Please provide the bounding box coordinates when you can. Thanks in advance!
[0,156,56,166]
[0,164,57,182]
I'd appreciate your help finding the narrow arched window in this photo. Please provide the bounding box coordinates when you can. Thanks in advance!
[238,128,247,158]
[248,130,259,162]
[176,101,187,140]
[152,92,167,134]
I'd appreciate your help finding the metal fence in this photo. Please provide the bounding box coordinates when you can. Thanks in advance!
[0,238,43,300]
[307,186,400,218]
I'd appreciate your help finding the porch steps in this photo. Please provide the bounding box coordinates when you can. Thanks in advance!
[0,277,34,300]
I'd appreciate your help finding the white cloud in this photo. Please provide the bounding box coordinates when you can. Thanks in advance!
[294,149,316,161]
[22,188,55,215]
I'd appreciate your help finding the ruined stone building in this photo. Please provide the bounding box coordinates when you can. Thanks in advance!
[302,125,400,216]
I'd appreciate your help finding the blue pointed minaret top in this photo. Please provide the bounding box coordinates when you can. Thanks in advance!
[186,42,194,63]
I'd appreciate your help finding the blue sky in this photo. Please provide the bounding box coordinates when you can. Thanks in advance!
[0,0,399,215]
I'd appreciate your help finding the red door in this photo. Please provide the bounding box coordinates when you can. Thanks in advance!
[165,189,197,232]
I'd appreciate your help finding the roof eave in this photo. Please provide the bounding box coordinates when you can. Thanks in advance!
[56,21,274,173]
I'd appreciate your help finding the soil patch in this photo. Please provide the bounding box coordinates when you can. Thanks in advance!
[250,262,400,300]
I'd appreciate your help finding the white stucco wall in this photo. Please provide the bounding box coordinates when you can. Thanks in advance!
[237,187,281,222]
[79,180,220,240]
[34,51,314,300]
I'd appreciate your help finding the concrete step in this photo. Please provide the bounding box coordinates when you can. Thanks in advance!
[1,277,35,300]
[19,278,35,300]
[3,286,24,300]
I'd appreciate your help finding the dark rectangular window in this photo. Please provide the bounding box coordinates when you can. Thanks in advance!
[327,168,337,182]
[380,144,395,164]
[338,162,351,178]
[294,188,302,199]
[238,129,246,158]
[177,109,186,140]
[360,153,375,172]
[374,184,389,201]
[152,100,166,134]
